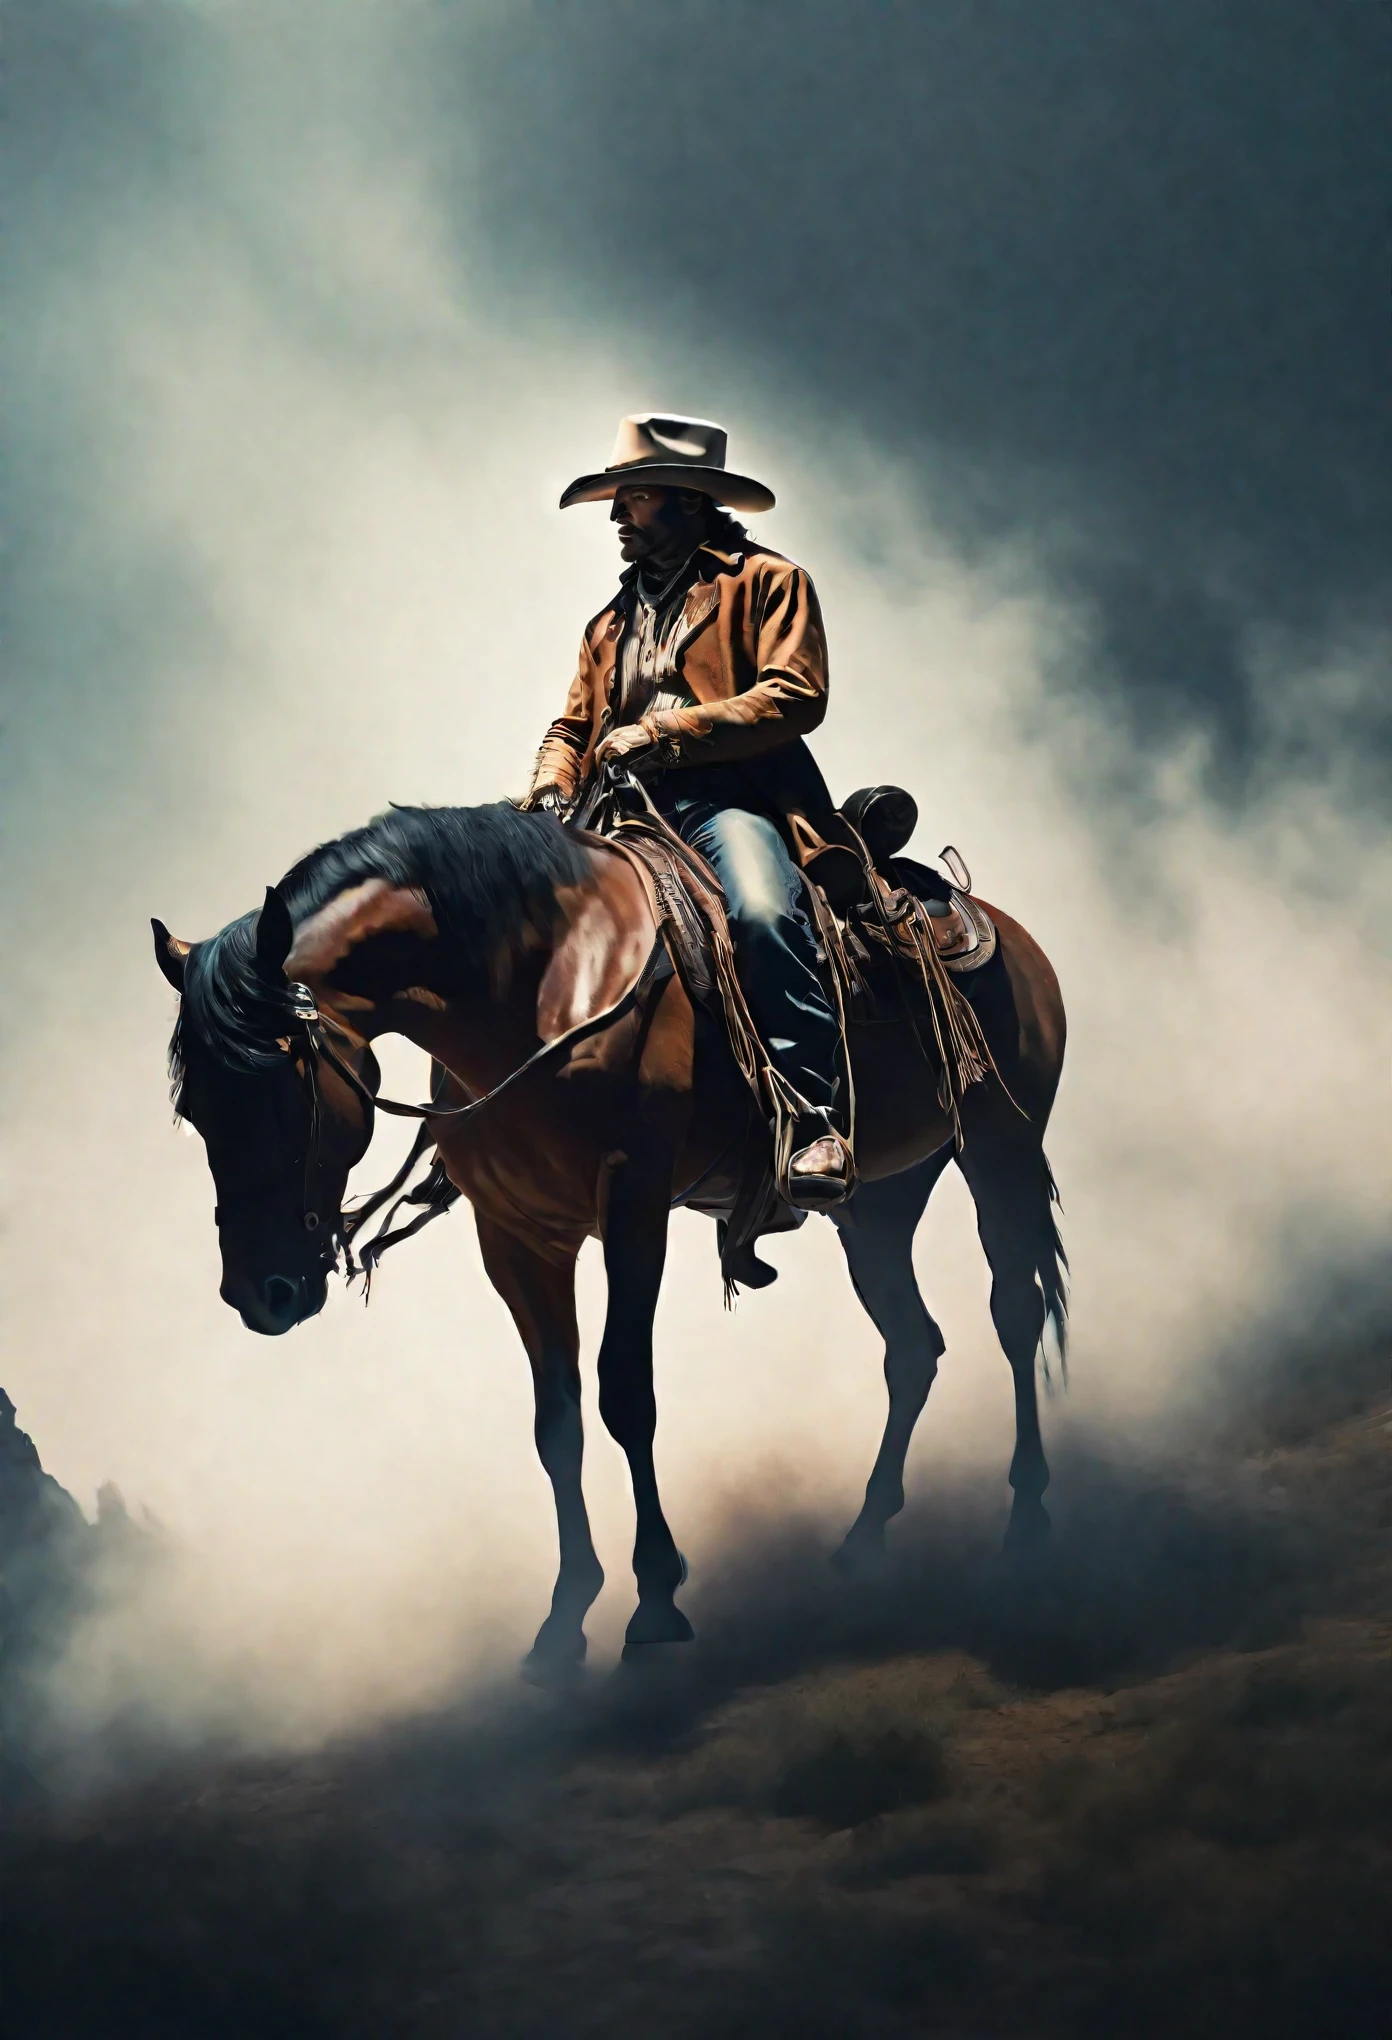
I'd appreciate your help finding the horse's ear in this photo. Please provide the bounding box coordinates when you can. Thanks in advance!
[256,886,294,980]
[151,918,190,991]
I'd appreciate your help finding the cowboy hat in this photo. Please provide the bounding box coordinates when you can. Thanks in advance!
[559,413,775,513]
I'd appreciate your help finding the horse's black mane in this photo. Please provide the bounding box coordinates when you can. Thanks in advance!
[171,804,590,1092]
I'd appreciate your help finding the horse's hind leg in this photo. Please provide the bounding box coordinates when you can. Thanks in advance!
[596,1140,692,1657]
[830,1146,954,1575]
[956,1132,1064,1553]
[474,1214,604,1678]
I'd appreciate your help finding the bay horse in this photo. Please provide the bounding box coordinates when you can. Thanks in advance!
[153,802,1066,1671]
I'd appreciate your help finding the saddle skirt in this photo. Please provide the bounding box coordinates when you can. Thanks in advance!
[934,891,997,972]
[847,879,996,981]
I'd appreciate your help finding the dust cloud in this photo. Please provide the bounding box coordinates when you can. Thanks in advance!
[4,2,1388,1769]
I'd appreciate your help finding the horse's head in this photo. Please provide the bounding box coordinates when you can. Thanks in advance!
[153,889,378,1335]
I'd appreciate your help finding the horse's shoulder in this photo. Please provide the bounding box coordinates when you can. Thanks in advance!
[536,843,656,1049]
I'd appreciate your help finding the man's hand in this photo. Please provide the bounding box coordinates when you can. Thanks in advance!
[593,721,661,777]
[520,783,571,817]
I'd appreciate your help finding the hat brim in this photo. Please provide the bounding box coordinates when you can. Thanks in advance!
[559,462,775,513]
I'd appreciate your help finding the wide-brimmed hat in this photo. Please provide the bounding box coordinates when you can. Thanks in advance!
[559,413,775,513]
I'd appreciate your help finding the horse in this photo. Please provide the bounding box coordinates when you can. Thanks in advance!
[153,800,1066,1672]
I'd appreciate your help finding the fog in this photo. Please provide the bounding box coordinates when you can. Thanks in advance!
[4,1,1388,1758]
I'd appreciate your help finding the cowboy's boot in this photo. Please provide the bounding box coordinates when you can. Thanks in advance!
[787,1128,856,1212]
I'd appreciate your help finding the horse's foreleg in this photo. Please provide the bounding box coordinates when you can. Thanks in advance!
[596,1143,691,1656]
[474,1213,602,1676]
[957,1133,1058,1552]
[830,1147,953,1574]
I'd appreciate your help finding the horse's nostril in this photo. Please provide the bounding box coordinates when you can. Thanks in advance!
[263,1274,300,1316]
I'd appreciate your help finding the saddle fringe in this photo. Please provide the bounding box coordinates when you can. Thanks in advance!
[905,903,995,1141]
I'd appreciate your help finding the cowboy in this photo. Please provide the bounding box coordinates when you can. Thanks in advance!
[522,413,852,1205]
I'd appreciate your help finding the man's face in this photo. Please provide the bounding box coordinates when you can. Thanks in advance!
[610,483,706,566]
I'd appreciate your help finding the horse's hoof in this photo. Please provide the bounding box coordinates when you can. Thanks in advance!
[623,1600,695,1650]
[620,1635,694,1667]
[831,1526,887,1581]
[521,1654,586,1692]
[521,1623,588,1688]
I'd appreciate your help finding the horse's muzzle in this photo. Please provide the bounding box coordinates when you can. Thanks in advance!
[222,1269,327,1336]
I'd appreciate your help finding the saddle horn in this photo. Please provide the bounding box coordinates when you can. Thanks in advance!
[841,785,918,867]
[255,886,295,980]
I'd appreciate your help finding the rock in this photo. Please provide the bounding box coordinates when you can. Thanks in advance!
[1,1388,94,1692]
[0,1387,87,1560]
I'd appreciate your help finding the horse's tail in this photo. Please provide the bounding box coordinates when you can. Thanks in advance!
[1036,1152,1069,1385]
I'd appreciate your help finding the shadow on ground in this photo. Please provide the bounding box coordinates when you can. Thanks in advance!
[4,1390,1390,2038]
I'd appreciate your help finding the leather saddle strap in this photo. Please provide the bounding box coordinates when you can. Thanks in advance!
[599,813,814,1126]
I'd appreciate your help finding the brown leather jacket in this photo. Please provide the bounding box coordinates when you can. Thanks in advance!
[527,539,838,832]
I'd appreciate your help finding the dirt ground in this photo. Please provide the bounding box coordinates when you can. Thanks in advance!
[5,1381,1391,2039]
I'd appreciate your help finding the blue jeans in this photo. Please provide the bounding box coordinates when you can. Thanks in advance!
[658,787,840,1119]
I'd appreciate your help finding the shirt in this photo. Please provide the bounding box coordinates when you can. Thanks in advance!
[615,550,702,724]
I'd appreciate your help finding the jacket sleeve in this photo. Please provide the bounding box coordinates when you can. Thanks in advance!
[525,637,598,802]
[648,559,829,767]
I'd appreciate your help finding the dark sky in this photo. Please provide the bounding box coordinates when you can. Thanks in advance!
[7,0,1388,809]
[436,0,1390,799]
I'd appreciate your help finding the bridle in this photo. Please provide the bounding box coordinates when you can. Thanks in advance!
[210,1037,343,1249]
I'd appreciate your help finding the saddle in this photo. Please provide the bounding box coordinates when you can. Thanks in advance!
[593,781,1000,1296]
[800,783,996,983]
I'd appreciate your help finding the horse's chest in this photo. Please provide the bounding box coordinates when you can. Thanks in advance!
[437,1112,598,1253]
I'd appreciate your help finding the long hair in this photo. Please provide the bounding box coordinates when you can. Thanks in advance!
[701,502,750,551]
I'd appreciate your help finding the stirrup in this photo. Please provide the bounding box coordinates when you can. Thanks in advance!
[786,1131,855,1212]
